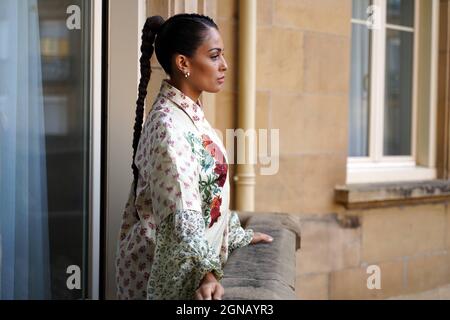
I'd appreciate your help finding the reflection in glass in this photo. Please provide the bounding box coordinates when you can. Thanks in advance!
[384,29,413,156]
[349,24,371,157]
[352,0,372,20]
[0,0,91,299]
[38,0,91,300]
[387,0,414,27]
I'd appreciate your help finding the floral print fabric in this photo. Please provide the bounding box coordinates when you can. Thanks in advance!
[116,79,254,300]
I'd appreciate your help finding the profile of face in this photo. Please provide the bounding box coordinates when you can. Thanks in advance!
[174,27,228,94]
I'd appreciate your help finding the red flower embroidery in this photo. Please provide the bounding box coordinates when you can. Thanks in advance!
[202,134,228,187]
[209,196,222,227]
[214,163,228,187]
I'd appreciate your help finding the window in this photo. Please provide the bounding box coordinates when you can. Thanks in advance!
[0,0,101,299]
[348,0,439,183]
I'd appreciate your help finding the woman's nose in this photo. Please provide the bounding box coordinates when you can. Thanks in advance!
[221,56,228,71]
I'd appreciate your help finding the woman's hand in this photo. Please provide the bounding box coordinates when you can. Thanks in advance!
[195,272,224,300]
[250,232,273,244]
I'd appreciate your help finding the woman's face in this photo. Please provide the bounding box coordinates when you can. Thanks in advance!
[186,27,228,93]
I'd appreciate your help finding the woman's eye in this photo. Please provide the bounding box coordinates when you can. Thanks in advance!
[211,55,219,60]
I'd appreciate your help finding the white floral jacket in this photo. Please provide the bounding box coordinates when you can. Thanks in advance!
[115,79,254,300]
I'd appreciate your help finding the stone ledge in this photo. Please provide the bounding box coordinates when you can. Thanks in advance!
[222,212,300,300]
[334,179,450,210]
[236,211,301,250]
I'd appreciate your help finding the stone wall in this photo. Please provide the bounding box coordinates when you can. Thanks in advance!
[296,203,450,299]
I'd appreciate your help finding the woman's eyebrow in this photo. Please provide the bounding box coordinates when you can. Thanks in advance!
[208,48,224,53]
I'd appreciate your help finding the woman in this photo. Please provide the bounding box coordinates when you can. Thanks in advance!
[116,13,273,300]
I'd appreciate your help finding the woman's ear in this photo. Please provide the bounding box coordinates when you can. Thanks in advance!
[174,54,190,75]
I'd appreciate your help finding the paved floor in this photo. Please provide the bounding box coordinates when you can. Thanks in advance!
[387,284,450,300]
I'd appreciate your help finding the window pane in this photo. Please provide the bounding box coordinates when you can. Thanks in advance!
[384,29,413,156]
[352,0,372,20]
[349,24,371,157]
[0,0,91,299]
[387,0,414,27]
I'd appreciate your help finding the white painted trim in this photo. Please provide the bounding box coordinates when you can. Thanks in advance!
[365,1,377,160]
[372,0,386,162]
[351,18,369,25]
[347,166,436,184]
[385,24,414,32]
[411,0,419,164]
[349,155,415,163]
[349,160,416,169]
[88,0,102,300]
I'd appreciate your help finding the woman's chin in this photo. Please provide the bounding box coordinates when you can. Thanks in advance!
[205,86,222,94]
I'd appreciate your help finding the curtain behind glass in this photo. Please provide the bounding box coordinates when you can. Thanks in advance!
[349,23,371,157]
[0,0,51,299]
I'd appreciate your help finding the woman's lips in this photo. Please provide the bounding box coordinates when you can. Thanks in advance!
[218,76,225,83]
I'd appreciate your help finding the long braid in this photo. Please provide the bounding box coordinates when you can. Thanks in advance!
[132,16,164,196]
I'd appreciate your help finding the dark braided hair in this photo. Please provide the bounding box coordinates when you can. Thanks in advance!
[131,13,219,195]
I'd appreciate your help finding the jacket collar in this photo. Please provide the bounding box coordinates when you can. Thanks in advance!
[159,79,206,126]
[158,80,229,166]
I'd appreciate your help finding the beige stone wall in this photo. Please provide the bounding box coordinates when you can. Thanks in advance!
[253,0,351,215]
[296,204,450,299]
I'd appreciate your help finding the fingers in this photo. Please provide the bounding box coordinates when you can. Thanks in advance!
[194,290,203,300]
[195,284,213,300]
[251,232,274,244]
[212,283,224,300]
[195,283,224,300]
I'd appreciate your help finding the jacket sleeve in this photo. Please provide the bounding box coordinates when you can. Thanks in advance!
[173,209,224,291]
[227,210,254,253]
[136,110,203,224]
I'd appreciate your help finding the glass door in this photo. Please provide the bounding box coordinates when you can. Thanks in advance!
[0,0,96,299]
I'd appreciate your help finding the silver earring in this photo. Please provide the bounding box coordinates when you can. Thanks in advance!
[185,72,190,78]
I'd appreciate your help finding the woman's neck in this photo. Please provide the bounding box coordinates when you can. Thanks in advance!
[167,78,201,105]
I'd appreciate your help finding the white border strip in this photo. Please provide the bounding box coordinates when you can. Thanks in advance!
[89,0,102,300]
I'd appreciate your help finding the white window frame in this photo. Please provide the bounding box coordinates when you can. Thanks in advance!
[88,0,103,300]
[347,0,440,184]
